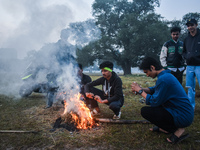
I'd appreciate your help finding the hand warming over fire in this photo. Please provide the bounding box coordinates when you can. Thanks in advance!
[94,95,108,104]
[86,93,108,103]
[85,92,94,99]
[131,82,141,94]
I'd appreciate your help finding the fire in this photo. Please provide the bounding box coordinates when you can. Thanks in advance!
[62,93,96,129]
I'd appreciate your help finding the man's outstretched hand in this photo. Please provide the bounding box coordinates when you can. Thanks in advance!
[85,92,94,99]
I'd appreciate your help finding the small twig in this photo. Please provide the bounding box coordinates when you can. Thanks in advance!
[0,130,38,133]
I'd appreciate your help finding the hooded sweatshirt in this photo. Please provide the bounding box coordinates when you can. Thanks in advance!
[85,71,124,104]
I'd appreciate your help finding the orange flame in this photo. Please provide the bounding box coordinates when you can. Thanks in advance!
[62,93,95,129]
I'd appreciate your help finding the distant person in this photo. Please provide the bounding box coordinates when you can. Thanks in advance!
[77,63,92,107]
[85,61,124,119]
[183,18,200,109]
[160,26,185,84]
[131,57,194,144]
[46,73,59,108]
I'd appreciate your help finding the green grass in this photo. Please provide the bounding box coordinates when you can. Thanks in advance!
[0,75,200,149]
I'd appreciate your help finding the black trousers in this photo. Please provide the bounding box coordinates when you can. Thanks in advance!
[87,87,123,115]
[171,69,184,84]
[141,106,177,133]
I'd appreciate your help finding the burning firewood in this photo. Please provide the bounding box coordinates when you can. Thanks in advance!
[50,111,97,132]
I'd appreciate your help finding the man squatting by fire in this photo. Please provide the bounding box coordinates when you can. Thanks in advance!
[131,57,194,144]
[84,61,124,119]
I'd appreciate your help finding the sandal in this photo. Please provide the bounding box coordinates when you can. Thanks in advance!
[167,133,189,144]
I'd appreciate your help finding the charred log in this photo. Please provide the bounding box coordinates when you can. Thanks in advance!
[50,114,79,132]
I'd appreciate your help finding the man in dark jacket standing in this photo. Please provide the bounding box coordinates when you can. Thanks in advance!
[85,61,124,119]
[183,18,200,109]
[160,26,185,84]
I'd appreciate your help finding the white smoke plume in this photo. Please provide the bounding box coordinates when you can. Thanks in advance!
[0,0,94,58]
[0,0,96,99]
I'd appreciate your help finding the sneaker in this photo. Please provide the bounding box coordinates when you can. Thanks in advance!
[113,111,121,119]
[90,107,100,116]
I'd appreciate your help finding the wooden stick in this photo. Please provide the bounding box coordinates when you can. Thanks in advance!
[95,118,151,124]
[0,130,38,133]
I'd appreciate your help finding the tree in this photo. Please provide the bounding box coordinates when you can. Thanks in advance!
[78,0,169,75]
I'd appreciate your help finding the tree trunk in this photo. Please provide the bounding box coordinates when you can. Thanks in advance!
[122,61,132,75]
[123,67,131,75]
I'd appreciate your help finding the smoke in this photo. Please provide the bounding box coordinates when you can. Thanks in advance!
[0,0,94,58]
[0,0,96,99]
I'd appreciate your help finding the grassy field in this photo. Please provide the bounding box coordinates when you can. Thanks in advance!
[0,74,200,150]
